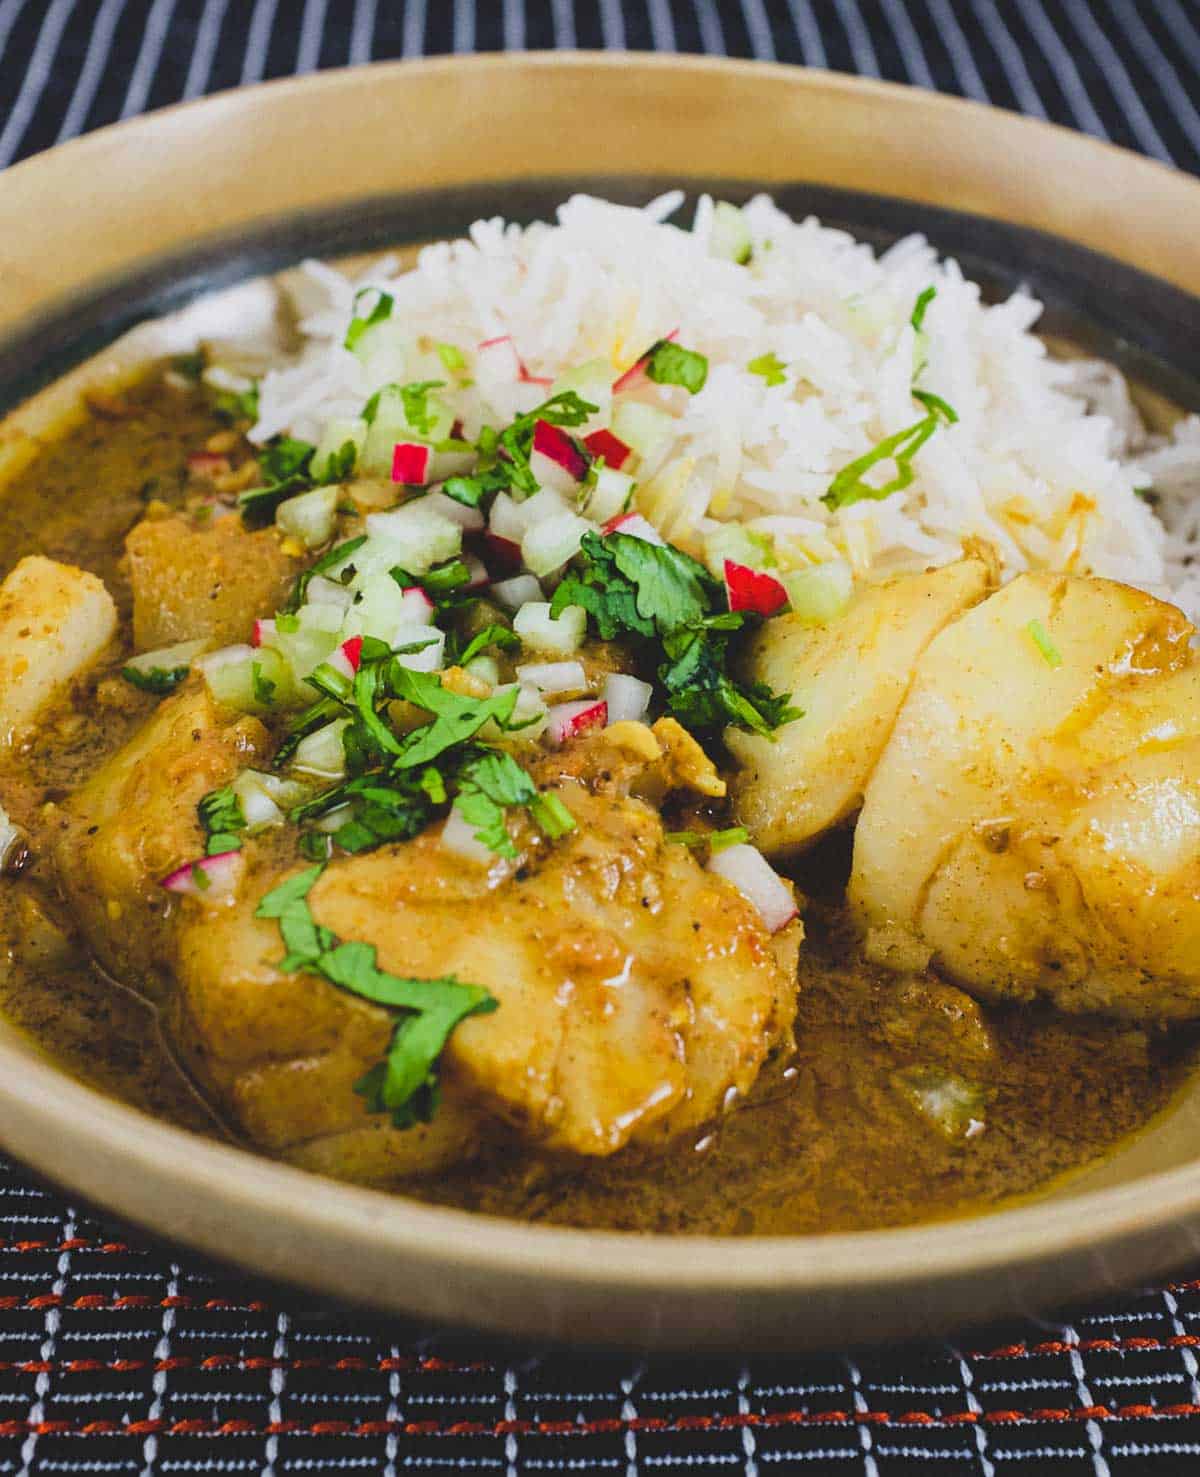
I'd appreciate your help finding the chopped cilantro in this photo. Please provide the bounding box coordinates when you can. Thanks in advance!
[747,352,787,387]
[121,663,189,695]
[910,286,937,332]
[455,623,520,667]
[343,288,394,352]
[256,864,496,1127]
[197,785,245,855]
[1026,618,1063,669]
[436,342,467,372]
[822,392,957,512]
[454,749,537,859]
[400,380,446,438]
[529,791,576,840]
[238,435,316,527]
[645,339,709,394]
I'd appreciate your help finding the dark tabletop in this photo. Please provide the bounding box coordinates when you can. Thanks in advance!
[3,2,1200,1473]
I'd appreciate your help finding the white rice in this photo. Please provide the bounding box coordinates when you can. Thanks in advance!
[233,191,1200,622]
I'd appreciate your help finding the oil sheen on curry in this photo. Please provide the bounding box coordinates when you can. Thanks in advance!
[0,369,1195,1239]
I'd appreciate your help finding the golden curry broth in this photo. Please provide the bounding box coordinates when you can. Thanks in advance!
[0,375,1192,1235]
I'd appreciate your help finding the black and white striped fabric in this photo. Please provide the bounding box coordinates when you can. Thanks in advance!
[0,0,1198,174]
[6,4,1200,1474]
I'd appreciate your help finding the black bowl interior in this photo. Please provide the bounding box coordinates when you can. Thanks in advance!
[1,177,1199,419]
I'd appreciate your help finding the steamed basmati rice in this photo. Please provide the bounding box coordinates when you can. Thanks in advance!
[227,191,1200,622]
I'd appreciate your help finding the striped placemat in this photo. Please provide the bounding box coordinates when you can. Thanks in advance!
[3,2,1200,1472]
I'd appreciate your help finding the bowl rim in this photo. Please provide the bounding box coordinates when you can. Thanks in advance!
[4,50,1200,1335]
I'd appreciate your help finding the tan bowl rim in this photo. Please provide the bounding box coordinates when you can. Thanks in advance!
[2,53,1200,1327]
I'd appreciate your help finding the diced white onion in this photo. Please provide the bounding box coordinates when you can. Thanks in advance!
[515,659,588,696]
[364,503,463,575]
[305,574,354,608]
[392,625,445,672]
[422,488,486,532]
[583,466,636,523]
[290,718,350,779]
[529,447,580,497]
[276,484,339,549]
[602,672,653,724]
[231,771,284,832]
[707,844,797,933]
[513,601,587,654]
[313,803,354,835]
[491,574,542,611]
[464,655,500,686]
[0,803,22,870]
[440,802,496,865]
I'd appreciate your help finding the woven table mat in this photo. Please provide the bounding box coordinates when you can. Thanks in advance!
[3,2,1200,1472]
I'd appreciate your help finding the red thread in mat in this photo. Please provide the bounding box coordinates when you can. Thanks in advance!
[0,1404,1197,1439]
[1,1332,1195,1380]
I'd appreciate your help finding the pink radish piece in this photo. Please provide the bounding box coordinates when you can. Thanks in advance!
[252,618,276,648]
[186,451,231,479]
[325,636,364,683]
[545,698,607,746]
[612,328,679,393]
[533,420,589,481]
[464,555,490,590]
[603,512,665,546]
[707,844,797,933]
[583,428,633,470]
[161,849,244,899]
[723,560,789,616]
[398,587,436,625]
[484,531,522,572]
[390,442,431,485]
[602,672,653,724]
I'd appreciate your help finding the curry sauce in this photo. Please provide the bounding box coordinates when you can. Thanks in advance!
[0,377,1192,1235]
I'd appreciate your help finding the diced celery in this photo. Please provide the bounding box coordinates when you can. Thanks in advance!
[521,510,592,577]
[360,383,454,477]
[711,201,753,264]
[310,416,367,482]
[610,401,676,473]
[203,645,293,713]
[702,524,777,579]
[582,465,635,522]
[276,484,338,549]
[781,560,854,625]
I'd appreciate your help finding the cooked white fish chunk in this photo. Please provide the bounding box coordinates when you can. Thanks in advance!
[0,555,116,746]
[727,559,991,858]
[849,571,1200,1020]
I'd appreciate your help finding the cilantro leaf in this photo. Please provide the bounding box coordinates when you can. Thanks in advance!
[455,748,537,859]
[197,785,245,855]
[287,534,366,612]
[822,393,957,512]
[455,623,519,667]
[645,339,709,394]
[255,865,496,1128]
[747,352,787,387]
[400,380,446,438]
[238,435,316,527]
[388,670,521,769]
[343,288,394,352]
[121,663,189,695]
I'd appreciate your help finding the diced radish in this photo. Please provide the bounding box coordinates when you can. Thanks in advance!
[603,512,665,546]
[423,487,485,532]
[484,532,522,572]
[325,635,363,682]
[533,420,589,482]
[723,560,789,616]
[602,672,653,724]
[582,428,633,470]
[398,586,436,626]
[391,442,431,485]
[464,555,490,590]
[440,802,497,865]
[492,574,542,612]
[513,601,586,654]
[515,660,588,696]
[475,335,550,387]
[546,698,608,746]
[161,849,244,899]
[187,451,231,480]
[529,449,578,497]
[252,619,276,648]
[707,844,797,933]
[612,328,678,393]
